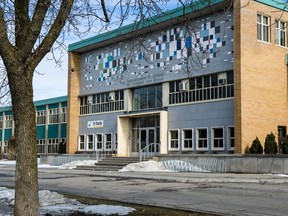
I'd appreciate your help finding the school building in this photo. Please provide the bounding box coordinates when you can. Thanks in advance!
[0,96,67,156]
[2,0,288,158]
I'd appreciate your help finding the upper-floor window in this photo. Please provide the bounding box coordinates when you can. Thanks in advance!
[61,107,67,123]
[133,85,162,110]
[36,110,46,125]
[80,90,124,115]
[257,14,270,43]
[275,20,286,47]
[169,71,234,105]
[49,108,59,124]
[5,115,13,128]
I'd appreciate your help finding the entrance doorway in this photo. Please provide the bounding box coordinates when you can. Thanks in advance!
[131,116,160,155]
[140,128,159,153]
[278,126,287,153]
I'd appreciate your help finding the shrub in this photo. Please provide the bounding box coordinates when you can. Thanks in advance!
[249,137,263,154]
[264,133,278,154]
[282,137,288,154]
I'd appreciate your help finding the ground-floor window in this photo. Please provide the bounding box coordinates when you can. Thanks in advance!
[87,134,94,151]
[182,129,193,150]
[169,130,179,150]
[228,127,235,150]
[96,134,103,150]
[79,135,85,151]
[105,133,112,150]
[197,128,208,150]
[114,133,118,151]
[37,139,46,154]
[212,127,224,150]
[47,139,58,154]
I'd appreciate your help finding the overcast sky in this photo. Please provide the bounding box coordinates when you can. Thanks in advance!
[31,1,183,101]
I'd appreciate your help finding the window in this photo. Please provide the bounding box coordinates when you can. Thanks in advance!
[197,128,208,150]
[61,107,67,123]
[182,129,193,150]
[36,110,46,125]
[228,127,235,150]
[169,130,179,150]
[5,115,13,128]
[3,141,8,154]
[212,127,224,150]
[105,134,112,150]
[87,134,94,151]
[257,14,270,43]
[47,139,58,154]
[0,116,3,129]
[49,108,59,124]
[37,139,46,154]
[96,134,103,150]
[275,20,286,47]
[133,85,162,110]
[78,135,85,151]
[169,71,234,105]
[114,133,118,151]
[80,90,124,115]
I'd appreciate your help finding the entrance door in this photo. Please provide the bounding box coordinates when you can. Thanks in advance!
[139,128,157,152]
[278,126,287,153]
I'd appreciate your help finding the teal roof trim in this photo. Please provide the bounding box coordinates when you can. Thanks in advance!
[256,0,288,11]
[68,0,226,52]
[0,96,67,112]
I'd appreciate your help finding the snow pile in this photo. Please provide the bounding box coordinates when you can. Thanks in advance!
[119,160,172,172]
[59,160,98,169]
[0,160,16,166]
[0,187,135,216]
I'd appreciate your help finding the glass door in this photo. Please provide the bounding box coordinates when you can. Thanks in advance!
[139,128,157,152]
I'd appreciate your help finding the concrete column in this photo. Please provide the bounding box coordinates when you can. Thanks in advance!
[162,82,169,107]
[117,117,131,157]
[160,111,168,154]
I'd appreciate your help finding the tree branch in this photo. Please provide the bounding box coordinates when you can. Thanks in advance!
[101,0,110,22]
[27,0,74,71]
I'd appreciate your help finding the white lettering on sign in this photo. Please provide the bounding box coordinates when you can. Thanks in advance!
[87,120,104,128]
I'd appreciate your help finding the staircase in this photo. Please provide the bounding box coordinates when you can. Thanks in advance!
[75,156,141,171]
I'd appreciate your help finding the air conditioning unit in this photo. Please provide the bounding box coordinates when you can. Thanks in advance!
[179,82,187,91]
[108,95,114,101]
[218,78,226,85]
[87,96,93,104]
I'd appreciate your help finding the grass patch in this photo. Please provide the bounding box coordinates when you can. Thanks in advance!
[64,194,217,216]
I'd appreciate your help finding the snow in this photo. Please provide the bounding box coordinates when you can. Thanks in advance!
[119,160,173,172]
[58,160,98,169]
[0,187,135,216]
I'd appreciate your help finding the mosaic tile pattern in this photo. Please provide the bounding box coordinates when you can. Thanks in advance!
[80,11,234,93]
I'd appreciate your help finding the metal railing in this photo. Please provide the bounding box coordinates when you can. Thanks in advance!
[95,144,117,161]
[139,143,160,162]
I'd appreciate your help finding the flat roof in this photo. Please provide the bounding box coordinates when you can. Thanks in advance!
[0,96,67,113]
[68,0,226,52]
[256,0,288,11]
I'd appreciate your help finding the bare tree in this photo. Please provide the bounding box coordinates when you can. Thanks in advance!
[0,0,172,215]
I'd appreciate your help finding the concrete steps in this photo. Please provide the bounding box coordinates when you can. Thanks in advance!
[75,156,141,171]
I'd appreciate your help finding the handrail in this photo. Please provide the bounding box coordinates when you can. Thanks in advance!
[94,144,117,161]
[139,143,160,162]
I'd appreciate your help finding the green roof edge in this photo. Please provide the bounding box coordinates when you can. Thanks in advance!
[0,95,67,113]
[68,0,225,52]
[255,0,288,12]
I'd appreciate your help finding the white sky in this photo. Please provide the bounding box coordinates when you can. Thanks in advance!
[32,1,180,101]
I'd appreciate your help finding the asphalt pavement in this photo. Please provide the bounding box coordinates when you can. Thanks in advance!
[1,165,288,215]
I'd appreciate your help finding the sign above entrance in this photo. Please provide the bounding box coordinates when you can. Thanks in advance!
[87,120,104,128]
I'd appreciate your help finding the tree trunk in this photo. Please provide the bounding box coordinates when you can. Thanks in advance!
[8,66,39,216]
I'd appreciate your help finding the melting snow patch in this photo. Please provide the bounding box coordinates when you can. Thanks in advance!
[119,160,173,172]
[58,160,98,169]
[0,187,135,216]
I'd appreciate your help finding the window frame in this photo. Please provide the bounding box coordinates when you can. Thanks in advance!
[95,133,103,151]
[196,127,209,151]
[78,135,86,151]
[182,128,194,151]
[104,133,112,150]
[211,127,225,151]
[275,19,287,47]
[227,126,235,150]
[257,14,271,43]
[86,134,95,151]
[169,129,180,151]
